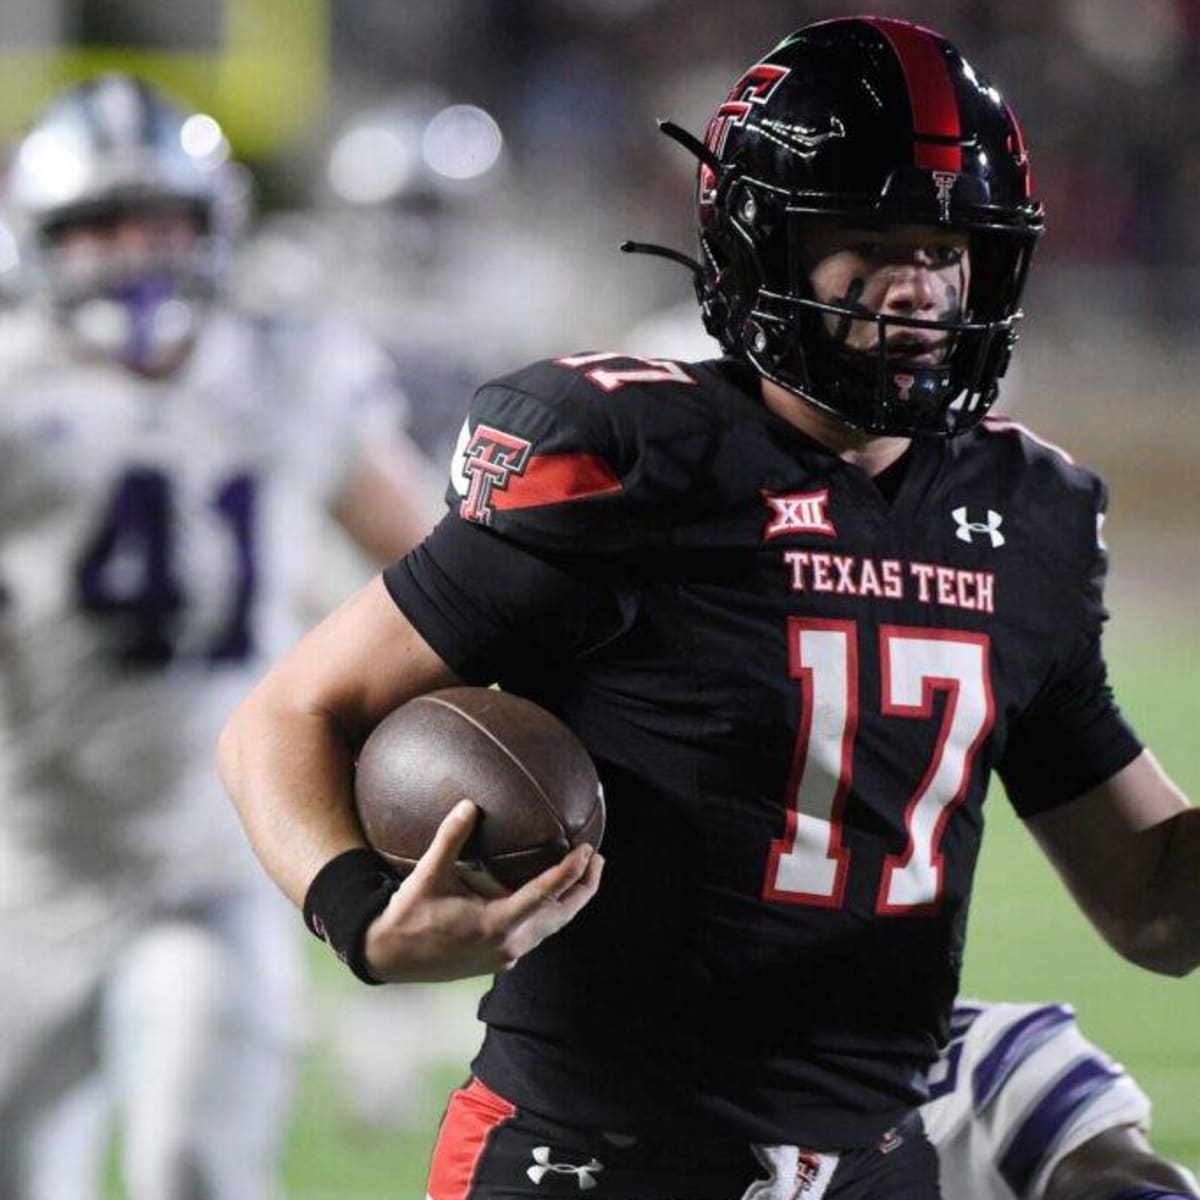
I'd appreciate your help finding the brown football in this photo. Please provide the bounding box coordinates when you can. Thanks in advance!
[353,687,605,895]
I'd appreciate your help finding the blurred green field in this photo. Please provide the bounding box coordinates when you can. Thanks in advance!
[109,631,1200,1199]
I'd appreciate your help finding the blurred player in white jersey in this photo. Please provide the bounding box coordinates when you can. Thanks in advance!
[0,75,441,1200]
[924,1001,1198,1200]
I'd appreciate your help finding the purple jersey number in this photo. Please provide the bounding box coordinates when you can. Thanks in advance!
[75,466,259,667]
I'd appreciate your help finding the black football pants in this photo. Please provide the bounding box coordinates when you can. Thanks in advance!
[427,1078,942,1199]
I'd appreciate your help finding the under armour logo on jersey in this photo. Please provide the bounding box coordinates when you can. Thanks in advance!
[952,506,1005,548]
[764,489,836,539]
[527,1147,604,1190]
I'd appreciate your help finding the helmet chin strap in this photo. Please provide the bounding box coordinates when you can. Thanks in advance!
[619,239,704,282]
[619,121,726,304]
[656,119,721,172]
[824,342,956,434]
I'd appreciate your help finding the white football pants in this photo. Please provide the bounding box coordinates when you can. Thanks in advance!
[0,877,302,1200]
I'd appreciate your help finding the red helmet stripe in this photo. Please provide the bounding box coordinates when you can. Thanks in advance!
[864,18,963,172]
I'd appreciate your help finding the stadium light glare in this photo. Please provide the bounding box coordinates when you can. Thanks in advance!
[423,105,503,183]
[180,114,229,164]
[327,124,419,206]
[18,129,87,204]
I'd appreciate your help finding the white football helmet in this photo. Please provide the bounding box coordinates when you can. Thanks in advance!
[2,74,250,371]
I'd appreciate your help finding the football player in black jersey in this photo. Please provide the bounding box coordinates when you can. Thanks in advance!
[219,17,1200,1200]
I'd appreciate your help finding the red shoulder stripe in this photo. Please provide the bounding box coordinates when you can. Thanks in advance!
[493,451,623,511]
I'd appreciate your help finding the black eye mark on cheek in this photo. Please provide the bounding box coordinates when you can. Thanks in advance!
[940,283,963,323]
[831,277,869,343]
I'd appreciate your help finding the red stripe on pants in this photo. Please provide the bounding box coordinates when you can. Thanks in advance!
[427,1078,517,1200]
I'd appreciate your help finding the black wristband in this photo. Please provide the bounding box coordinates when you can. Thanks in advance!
[302,847,401,985]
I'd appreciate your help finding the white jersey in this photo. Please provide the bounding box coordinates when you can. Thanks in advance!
[0,306,399,903]
[921,1001,1151,1200]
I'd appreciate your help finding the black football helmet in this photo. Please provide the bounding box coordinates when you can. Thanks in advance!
[662,17,1044,437]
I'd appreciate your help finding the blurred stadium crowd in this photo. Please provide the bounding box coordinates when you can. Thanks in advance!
[7,1,1200,316]
[321,0,1200,279]
[4,0,1199,588]
[1,1,1198,363]
[276,0,1200,340]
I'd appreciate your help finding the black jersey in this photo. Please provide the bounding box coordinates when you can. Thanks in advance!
[384,353,1141,1147]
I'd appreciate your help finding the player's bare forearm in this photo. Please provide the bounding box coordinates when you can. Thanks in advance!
[218,687,365,906]
[1044,1126,1200,1200]
[217,576,461,906]
[1127,805,1200,975]
[1028,751,1200,976]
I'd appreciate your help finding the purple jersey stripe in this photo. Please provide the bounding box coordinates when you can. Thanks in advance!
[972,1004,1073,1110]
[950,1001,985,1034]
[998,1056,1122,1198]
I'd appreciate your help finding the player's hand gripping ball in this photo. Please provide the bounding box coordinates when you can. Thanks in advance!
[354,688,605,896]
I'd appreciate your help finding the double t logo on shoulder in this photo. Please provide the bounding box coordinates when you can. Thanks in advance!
[458,424,534,525]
